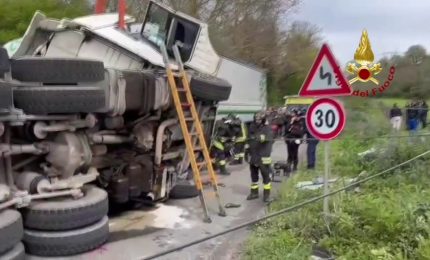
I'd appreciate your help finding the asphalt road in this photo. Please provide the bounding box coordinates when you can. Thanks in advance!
[28,141,307,260]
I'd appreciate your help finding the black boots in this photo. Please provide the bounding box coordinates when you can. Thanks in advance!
[246,188,259,200]
[247,188,271,202]
[263,189,271,202]
[219,165,231,175]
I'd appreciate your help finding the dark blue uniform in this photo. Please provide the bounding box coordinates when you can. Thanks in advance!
[247,121,273,198]
[305,128,319,169]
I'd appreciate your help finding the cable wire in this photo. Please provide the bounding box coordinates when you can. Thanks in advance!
[140,149,430,260]
[216,133,430,143]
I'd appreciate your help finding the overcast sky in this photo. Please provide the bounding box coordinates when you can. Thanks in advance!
[290,0,430,66]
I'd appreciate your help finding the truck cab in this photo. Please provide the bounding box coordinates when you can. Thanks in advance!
[141,1,221,75]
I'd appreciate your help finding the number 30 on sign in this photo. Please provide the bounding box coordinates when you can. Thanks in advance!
[306,98,346,141]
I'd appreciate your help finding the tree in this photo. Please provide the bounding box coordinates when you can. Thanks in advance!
[0,0,91,44]
[405,45,426,60]
[273,21,321,100]
[376,45,430,99]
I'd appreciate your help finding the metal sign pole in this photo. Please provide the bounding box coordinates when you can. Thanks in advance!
[323,141,330,214]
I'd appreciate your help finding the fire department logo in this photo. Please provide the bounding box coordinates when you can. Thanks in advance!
[347,30,382,85]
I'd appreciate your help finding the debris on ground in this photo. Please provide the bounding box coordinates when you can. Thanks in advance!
[225,203,241,208]
[296,177,338,190]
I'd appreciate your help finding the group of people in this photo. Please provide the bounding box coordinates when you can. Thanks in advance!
[211,112,273,202]
[210,99,428,203]
[210,108,320,203]
[211,114,247,176]
[389,100,428,132]
[265,107,288,138]
[282,109,319,171]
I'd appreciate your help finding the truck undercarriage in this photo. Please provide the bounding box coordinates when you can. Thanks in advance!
[0,2,232,257]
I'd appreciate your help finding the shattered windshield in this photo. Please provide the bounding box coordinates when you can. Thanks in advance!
[142,4,170,48]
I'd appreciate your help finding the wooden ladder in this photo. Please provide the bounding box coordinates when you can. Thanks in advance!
[160,43,226,222]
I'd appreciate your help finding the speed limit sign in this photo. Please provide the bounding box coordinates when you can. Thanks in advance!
[306,98,346,141]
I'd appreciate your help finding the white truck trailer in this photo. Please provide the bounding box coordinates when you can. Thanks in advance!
[216,57,267,123]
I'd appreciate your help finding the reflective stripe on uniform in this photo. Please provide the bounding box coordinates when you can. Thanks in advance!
[213,140,224,150]
[219,160,226,166]
[261,157,272,164]
[251,183,259,189]
[236,123,247,142]
[234,153,245,159]
[260,134,266,142]
[263,183,271,190]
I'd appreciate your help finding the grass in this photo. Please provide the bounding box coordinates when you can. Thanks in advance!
[375,97,410,108]
[244,98,430,260]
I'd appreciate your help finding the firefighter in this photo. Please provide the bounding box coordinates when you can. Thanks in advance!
[246,111,273,202]
[230,114,247,165]
[211,118,233,175]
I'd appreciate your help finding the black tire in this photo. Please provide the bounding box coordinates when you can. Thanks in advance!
[169,184,199,199]
[13,84,107,114]
[188,71,232,101]
[0,210,23,254]
[24,216,109,257]
[0,243,25,260]
[22,185,108,231]
[11,57,105,83]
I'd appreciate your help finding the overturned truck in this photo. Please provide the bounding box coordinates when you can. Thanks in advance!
[0,1,231,257]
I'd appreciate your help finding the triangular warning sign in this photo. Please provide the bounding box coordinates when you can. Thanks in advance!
[298,44,352,97]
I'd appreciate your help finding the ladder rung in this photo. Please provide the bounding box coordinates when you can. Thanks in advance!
[185,117,194,121]
[194,146,203,151]
[181,103,191,108]
[189,132,198,136]
[177,88,187,92]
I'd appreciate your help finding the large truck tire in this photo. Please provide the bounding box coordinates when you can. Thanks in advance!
[188,71,232,101]
[11,57,105,83]
[13,82,108,114]
[22,185,108,231]
[0,243,25,260]
[169,184,199,199]
[0,210,23,254]
[24,216,109,257]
